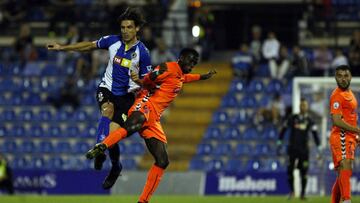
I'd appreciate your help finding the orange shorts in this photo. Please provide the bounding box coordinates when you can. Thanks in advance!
[128,96,167,143]
[329,132,357,169]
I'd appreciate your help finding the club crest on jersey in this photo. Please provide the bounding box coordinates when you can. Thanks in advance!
[333,102,340,109]
[131,52,137,59]
[114,56,131,68]
[97,92,104,102]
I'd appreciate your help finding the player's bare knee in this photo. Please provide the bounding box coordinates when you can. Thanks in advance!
[101,102,114,118]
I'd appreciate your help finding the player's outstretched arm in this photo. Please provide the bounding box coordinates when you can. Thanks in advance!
[47,41,97,52]
[200,70,217,80]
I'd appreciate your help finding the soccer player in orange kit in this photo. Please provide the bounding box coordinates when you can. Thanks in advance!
[86,48,216,203]
[329,65,360,203]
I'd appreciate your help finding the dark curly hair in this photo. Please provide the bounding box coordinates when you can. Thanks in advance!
[117,7,146,28]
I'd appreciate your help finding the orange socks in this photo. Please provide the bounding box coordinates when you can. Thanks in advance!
[102,128,128,147]
[331,178,341,203]
[339,169,352,201]
[138,165,165,203]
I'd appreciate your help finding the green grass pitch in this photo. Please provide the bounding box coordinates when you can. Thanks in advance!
[1,195,359,203]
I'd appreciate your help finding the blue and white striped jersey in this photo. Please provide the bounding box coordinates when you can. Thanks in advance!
[96,35,152,96]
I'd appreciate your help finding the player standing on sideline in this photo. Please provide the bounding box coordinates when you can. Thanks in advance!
[47,8,152,189]
[329,65,360,203]
[276,98,320,200]
[86,48,216,203]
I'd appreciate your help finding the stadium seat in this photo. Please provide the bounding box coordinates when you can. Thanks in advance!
[262,125,278,140]
[243,127,259,140]
[122,158,137,170]
[223,127,241,140]
[212,143,232,156]
[253,144,271,156]
[125,142,145,155]
[204,126,222,140]
[36,109,53,121]
[38,141,54,153]
[0,110,16,121]
[212,111,229,124]
[245,159,262,172]
[256,63,270,77]
[261,159,284,172]
[21,141,36,153]
[53,110,71,121]
[48,125,62,137]
[29,125,45,137]
[82,125,97,138]
[189,158,206,170]
[229,79,246,93]
[65,125,80,137]
[55,141,72,153]
[12,157,31,169]
[72,110,88,121]
[266,79,283,94]
[41,64,60,76]
[246,79,264,93]
[225,159,244,172]
[18,110,34,121]
[46,157,65,170]
[0,126,7,137]
[31,157,46,169]
[221,94,238,108]
[73,141,91,154]
[3,140,17,153]
[239,95,258,108]
[230,109,248,124]
[11,125,26,137]
[234,143,252,156]
[196,143,213,156]
[205,159,224,172]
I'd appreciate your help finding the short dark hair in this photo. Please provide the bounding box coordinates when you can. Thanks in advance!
[179,48,199,58]
[335,65,351,72]
[117,7,146,27]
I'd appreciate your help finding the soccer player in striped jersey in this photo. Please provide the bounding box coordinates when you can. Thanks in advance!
[47,8,152,189]
[86,48,216,203]
[329,65,360,203]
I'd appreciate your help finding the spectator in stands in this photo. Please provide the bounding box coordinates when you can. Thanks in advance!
[262,31,280,75]
[48,0,76,36]
[47,76,80,110]
[256,93,286,125]
[288,45,309,78]
[231,43,255,83]
[312,44,333,76]
[151,38,176,66]
[349,30,360,76]
[249,25,262,63]
[140,25,156,51]
[0,0,27,30]
[331,49,348,71]
[269,45,290,80]
[14,23,38,68]
[0,154,14,195]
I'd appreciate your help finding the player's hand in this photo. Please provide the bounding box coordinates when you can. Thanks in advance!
[86,143,107,159]
[130,70,142,85]
[200,69,217,80]
[47,42,62,51]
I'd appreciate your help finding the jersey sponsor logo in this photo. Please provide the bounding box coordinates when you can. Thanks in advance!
[131,52,137,59]
[113,56,131,68]
[218,175,276,192]
[333,102,340,109]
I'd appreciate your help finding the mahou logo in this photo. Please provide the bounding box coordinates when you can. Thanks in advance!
[14,173,57,188]
[218,175,276,192]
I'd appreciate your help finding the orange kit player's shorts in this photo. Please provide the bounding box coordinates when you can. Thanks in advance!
[329,131,357,169]
[128,94,167,144]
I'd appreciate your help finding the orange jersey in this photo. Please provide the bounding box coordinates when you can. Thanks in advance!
[138,62,200,118]
[330,87,358,136]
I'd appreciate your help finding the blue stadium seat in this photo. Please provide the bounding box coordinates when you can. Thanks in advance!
[221,94,238,108]
[36,109,53,121]
[204,126,222,140]
[261,159,284,172]
[38,141,54,153]
[31,157,46,169]
[189,158,206,170]
[266,79,283,94]
[234,143,252,156]
[55,142,72,153]
[212,143,232,156]
[47,125,61,137]
[122,158,137,170]
[0,126,8,137]
[41,64,60,76]
[18,110,34,121]
[243,127,259,140]
[21,141,36,153]
[82,94,96,105]
[245,159,262,172]
[12,157,31,169]
[239,95,258,108]
[29,125,45,137]
[258,95,271,107]
[3,140,17,153]
[82,125,97,138]
[11,125,26,137]
[46,157,65,170]
[205,159,224,172]
[72,110,88,121]
[223,127,241,140]
[212,111,229,124]
[1,110,16,121]
[196,143,213,156]
[229,79,246,93]
[253,144,271,156]
[246,79,264,93]
[125,142,145,155]
[65,125,80,137]
[53,110,71,121]
[73,141,91,154]
[262,125,278,140]
[230,110,248,124]
[256,63,270,77]
[225,159,244,172]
